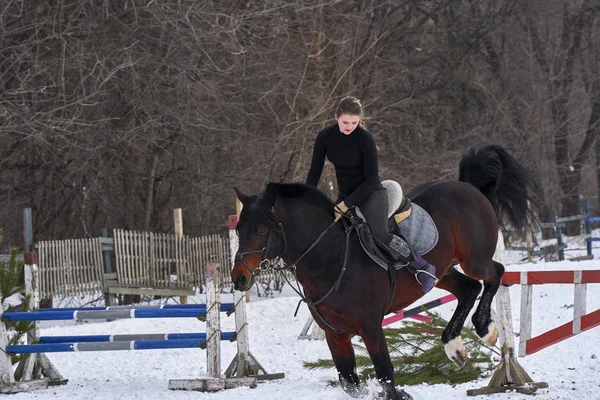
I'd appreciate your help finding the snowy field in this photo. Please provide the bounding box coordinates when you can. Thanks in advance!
[5,246,600,400]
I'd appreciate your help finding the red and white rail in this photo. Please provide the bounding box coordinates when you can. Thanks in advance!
[501,269,600,357]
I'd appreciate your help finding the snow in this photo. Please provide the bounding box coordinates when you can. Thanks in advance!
[5,250,600,400]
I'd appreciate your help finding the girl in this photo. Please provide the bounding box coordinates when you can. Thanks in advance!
[305,96,436,293]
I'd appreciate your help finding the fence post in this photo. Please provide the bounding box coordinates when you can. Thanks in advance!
[555,217,565,261]
[97,228,116,307]
[23,208,33,252]
[584,199,592,258]
[173,208,187,304]
[204,261,222,389]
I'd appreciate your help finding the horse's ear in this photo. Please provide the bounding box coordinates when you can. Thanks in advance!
[234,187,248,204]
[262,183,277,207]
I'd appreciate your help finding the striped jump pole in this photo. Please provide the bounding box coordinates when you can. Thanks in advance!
[8,332,237,354]
[36,303,234,312]
[3,304,234,322]
[382,294,457,327]
[300,292,457,340]
[37,331,237,344]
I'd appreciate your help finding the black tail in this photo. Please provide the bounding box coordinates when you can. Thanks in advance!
[458,143,540,234]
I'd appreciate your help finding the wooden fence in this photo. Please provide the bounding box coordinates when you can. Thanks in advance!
[113,229,190,288]
[34,230,290,300]
[37,239,104,299]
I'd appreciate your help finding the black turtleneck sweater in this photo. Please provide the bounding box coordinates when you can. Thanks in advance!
[305,124,383,207]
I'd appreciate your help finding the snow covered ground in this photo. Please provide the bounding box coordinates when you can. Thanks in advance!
[5,249,600,400]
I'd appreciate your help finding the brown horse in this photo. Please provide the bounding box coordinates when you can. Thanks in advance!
[231,144,539,400]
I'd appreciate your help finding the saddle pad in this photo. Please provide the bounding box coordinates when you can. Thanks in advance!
[396,203,438,255]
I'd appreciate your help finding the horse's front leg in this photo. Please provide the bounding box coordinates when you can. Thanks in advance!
[362,325,412,400]
[324,330,363,398]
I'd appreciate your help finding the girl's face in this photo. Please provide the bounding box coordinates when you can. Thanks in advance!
[336,114,361,135]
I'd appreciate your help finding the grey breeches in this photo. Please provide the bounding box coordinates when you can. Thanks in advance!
[355,187,393,246]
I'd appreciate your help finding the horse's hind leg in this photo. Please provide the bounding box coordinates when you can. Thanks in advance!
[436,267,482,368]
[471,260,504,346]
[324,331,362,398]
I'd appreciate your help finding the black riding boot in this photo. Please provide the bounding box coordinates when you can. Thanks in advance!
[387,235,437,293]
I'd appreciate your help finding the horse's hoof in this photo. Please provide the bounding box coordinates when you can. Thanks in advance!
[374,388,412,400]
[396,389,413,400]
[340,381,366,398]
[444,337,467,368]
[481,322,498,346]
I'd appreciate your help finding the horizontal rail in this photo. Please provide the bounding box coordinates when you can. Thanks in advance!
[39,331,236,344]
[3,304,234,322]
[523,309,600,356]
[555,214,587,223]
[539,222,566,228]
[0,254,24,263]
[37,303,232,312]
[7,334,237,354]
[502,270,600,285]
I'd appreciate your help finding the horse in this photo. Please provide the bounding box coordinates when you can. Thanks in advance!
[231,143,539,400]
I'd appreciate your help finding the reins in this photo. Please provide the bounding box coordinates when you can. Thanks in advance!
[235,208,355,334]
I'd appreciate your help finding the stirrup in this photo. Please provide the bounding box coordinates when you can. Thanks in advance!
[414,269,438,286]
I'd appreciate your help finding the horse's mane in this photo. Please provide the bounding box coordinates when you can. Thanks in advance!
[263,182,334,215]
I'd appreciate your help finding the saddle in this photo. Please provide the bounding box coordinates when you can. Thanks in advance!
[351,180,439,271]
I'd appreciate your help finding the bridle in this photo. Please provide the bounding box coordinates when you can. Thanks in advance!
[234,207,355,333]
[234,215,288,279]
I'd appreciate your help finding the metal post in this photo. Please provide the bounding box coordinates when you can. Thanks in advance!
[23,208,33,252]
[584,199,592,258]
[556,219,565,261]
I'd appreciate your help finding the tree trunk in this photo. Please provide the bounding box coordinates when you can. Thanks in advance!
[143,153,160,232]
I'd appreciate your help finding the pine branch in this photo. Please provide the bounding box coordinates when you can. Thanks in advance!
[303,311,497,386]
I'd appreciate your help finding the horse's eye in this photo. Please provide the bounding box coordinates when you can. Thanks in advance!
[256,226,268,236]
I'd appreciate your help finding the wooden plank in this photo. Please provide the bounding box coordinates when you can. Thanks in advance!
[581,308,600,331]
[105,286,194,296]
[0,296,16,386]
[502,270,600,285]
[0,380,49,394]
[555,214,587,223]
[582,270,600,284]
[573,273,586,334]
[168,377,257,391]
[525,319,574,355]
[518,281,533,357]
[22,264,40,380]
[524,309,600,356]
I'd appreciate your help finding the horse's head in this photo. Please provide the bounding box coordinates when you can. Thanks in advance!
[231,183,336,291]
[231,186,287,291]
